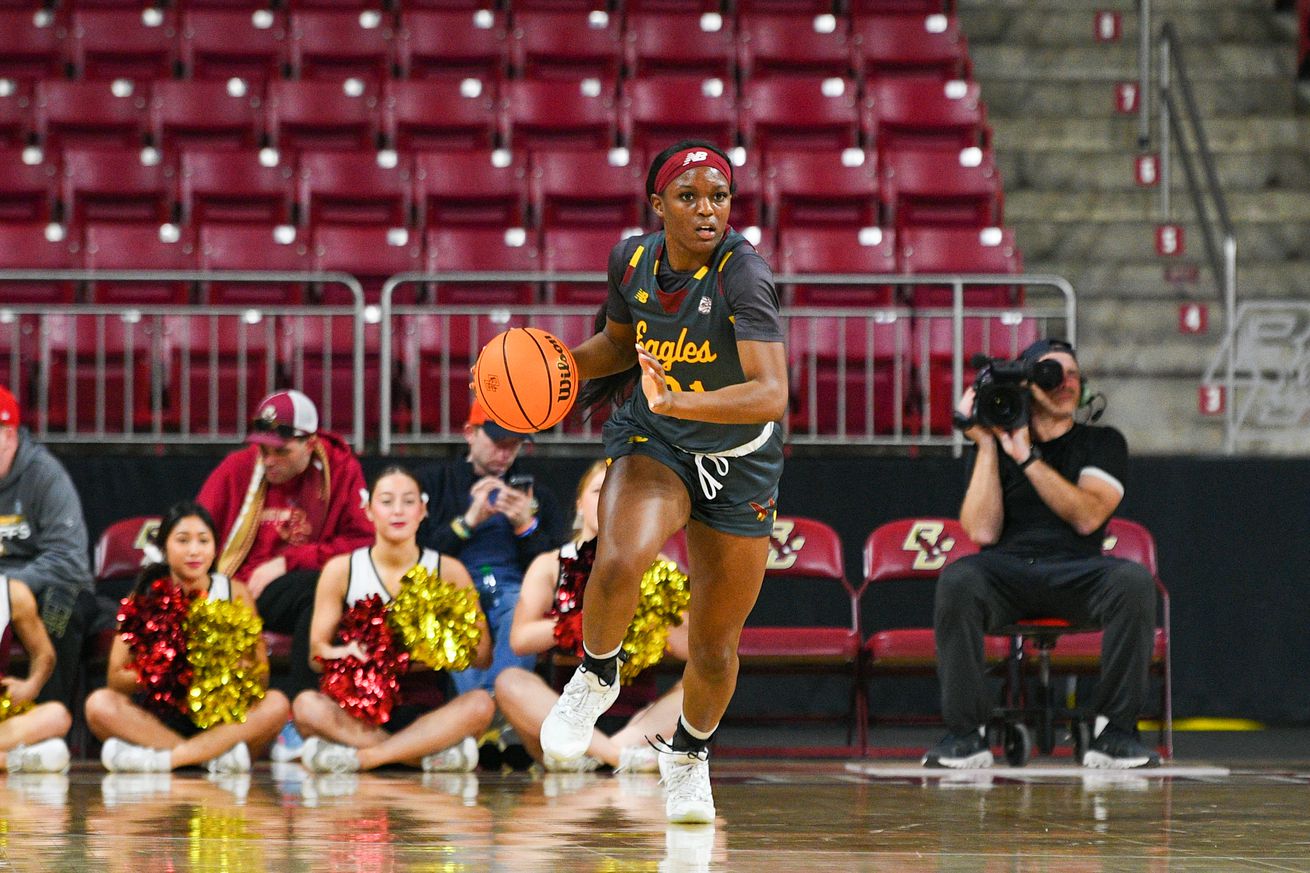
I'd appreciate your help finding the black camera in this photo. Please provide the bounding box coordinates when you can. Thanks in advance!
[971,356,1065,430]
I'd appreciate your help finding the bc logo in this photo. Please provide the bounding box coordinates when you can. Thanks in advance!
[901,521,957,571]
[766,519,805,570]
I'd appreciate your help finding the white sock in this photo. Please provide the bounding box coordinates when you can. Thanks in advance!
[679,712,716,742]
[583,643,622,661]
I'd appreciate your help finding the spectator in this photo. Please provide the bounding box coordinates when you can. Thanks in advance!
[0,574,73,774]
[197,390,372,758]
[0,386,99,710]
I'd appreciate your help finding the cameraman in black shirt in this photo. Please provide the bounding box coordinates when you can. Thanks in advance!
[923,339,1159,769]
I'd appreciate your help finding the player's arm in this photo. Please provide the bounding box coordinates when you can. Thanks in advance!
[3,580,55,704]
[509,549,563,657]
[637,339,787,424]
[573,318,638,380]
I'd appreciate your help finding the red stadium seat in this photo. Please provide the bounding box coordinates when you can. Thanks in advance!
[298,150,412,229]
[312,224,422,303]
[68,8,178,81]
[150,80,262,155]
[765,149,879,230]
[94,515,162,603]
[41,311,164,433]
[0,83,29,148]
[0,10,63,82]
[620,75,737,155]
[864,77,990,153]
[726,160,765,231]
[913,313,1039,434]
[395,9,507,80]
[62,147,174,227]
[413,149,528,228]
[198,223,312,305]
[623,11,735,79]
[180,148,296,225]
[850,0,954,11]
[180,9,289,84]
[83,222,197,304]
[34,79,148,151]
[788,309,909,437]
[382,78,499,152]
[278,312,380,436]
[289,10,393,86]
[623,0,721,10]
[266,80,379,154]
[0,147,56,223]
[541,226,639,304]
[853,12,970,80]
[0,222,77,304]
[509,10,622,81]
[501,78,617,153]
[424,226,540,305]
[880,147,1003,229]
[738,77,860,157]
[777,226,895,306]
[163,313,277,434]
[531,148,645,230]
[898,225,1023,307]
[737,12,852,80]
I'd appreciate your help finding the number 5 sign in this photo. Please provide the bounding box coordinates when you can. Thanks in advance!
[1198,384,1225,416]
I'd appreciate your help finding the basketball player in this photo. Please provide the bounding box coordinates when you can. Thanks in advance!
[539,141,787,823]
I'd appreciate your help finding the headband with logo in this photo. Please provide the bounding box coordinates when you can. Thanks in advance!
[653,148,733,196]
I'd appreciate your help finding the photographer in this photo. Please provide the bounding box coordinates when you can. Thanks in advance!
[924,339,1159,770]
[416,400,566,704]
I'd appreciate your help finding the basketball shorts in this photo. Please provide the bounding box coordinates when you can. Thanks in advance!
[602,415,783,538]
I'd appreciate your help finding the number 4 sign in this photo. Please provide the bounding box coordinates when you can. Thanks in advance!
[1198,384,1225,416]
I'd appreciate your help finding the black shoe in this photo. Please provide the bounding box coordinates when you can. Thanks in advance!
[922,728,993,769]
[1082,721,1160,769]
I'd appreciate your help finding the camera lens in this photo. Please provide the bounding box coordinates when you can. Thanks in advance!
[1031,359,1065,391]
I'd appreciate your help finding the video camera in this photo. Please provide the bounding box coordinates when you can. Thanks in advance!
[970,354,1065,430]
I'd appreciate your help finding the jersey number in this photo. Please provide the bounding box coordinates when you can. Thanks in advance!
[662,376,706,393]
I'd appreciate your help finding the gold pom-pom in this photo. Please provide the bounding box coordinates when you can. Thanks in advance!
[0,692,33,723]
[387,564,484,672]
[185,595,267,730]
[620,558,690,684]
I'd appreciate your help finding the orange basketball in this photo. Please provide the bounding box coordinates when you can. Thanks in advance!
[473,327,578,432]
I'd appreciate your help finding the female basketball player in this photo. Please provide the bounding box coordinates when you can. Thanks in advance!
[494,460,686,773]
[292,466,495,773]
[87,501,290,773]
[540,141,787,823]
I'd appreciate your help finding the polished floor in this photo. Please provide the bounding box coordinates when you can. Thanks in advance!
[2,742,1308,873]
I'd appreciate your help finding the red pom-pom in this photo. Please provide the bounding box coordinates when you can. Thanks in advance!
[318,594,410,726]
[549,537,596,657]
[117,577,195,718]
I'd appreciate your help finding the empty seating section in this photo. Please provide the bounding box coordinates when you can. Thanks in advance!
[0,2,1023,440]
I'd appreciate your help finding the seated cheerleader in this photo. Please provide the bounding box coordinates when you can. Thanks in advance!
[495,460,687,773]
[86,501,291,773]
[0,575,73,773]
[293,465,495,774]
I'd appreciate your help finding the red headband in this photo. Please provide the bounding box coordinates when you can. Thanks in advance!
[653,147,733,196]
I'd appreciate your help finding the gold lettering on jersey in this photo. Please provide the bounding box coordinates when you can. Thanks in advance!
[634,321,718,369]
[901,520,957,571]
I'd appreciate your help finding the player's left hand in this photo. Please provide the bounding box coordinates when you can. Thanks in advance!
[635,344,673,415]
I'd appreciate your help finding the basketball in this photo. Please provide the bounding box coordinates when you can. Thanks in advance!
[473,327,578,432]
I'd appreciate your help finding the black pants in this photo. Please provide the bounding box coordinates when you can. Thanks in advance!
[36,585,107,709]
[933,551,1156,735]
[255,569,320,699]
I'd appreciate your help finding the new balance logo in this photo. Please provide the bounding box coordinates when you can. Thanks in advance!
[682,151,709,166]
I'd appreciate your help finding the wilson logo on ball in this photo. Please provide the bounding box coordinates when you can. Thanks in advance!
[473,327,578,433]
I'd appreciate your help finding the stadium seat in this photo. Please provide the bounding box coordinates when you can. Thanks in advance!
[198,223,312,305]
[0,10,63,82]
[725,161,765,231]
[500,78,617,153]
[0,84,29,148]
[738,77,860,157]
[150,80,263,154]
[620,75,737,155]
[623,11,735,80]
[530,148,645,230]
[180,9,289,83]
[898,225,1023,307]
[853,12,971,80]
[765,149,879,230]
[541,226,640,304]
[736,0,836,13]
[395,9,507,80]
[83,222,197,304]
[382,78,499,153]
[850,0,954,11]
[34,79,148,151]
[41,310,164,433]
[776,226,895,306]
[62,147,174,227]
[266,80,379,155]
[298,150,412,229]
[278,311,380,436]
[787,309,909,437]
[912,313,1039,434]
[864,77,991,153]
[623,0,722,10]
[413,149,527,228]
[880,147,1003,229]
[0,221,77,304]
[737,12,852,80]
[724,516,867,756]
[68,8,178,81]
[0,147,56,223]
[288,9,393,86]
[508,10,622,81]
[180,148,296,225]
[424,225,540,305]
[312,224,422,303]
[162,312,277,435]
[94,515,161,602]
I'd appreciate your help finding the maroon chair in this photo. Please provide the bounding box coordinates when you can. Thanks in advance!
[541,226,637,305]
[382,78,499,153]
[83,222,197,304]
[40,311,165,433]
[34,80,148,151]
[911,313,1039,435]
[853,12,971,80]
[880,147,1003,229]
[620,74,737,155]
[898,225,1023,308]
[181,9,289,84]
[0,147,57,223]
[395,9,508,80]
[298,150,412,229]
[61,147,174,228]
[508,10,622,81]
[623,11,735,80]
[150,80,263,155]
[500,78,617,153]
[0,221,77,304]
[0,82,30,148]
[163,312,277,434]
[266,80,379,155]
[765,149,879,231]
[198,223,312,305]
[738,77,860,157]
[530,148,646,230]
[787,308,909,437]
[777,225,895,306]
[724,160,764,230]
[312,223,422,303]
[278,312,381,436]
[180,148,296,225]
[288,9,393,86]
[0,10,63,82]
[424,226,541,305]
[850,0,954,11]
[413,149,528,228]
[864,76,990,153]
[68,8,178,80]
[94,516,162,602]
[737,12,852,80]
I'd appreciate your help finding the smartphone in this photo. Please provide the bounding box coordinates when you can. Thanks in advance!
[507,473,535,493]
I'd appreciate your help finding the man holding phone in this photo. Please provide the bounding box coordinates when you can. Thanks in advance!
[416,400,566,706]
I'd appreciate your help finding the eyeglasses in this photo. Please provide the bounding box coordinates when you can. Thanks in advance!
[251,418,309,440]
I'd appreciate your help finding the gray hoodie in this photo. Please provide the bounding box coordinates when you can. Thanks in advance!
[0,429,91,597]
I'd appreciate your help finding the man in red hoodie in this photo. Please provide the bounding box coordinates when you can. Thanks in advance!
[197,390,372,710]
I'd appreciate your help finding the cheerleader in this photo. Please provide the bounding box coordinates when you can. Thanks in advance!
[86,501,291,772]
[0,573,72,774]
[293,466,495,773]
